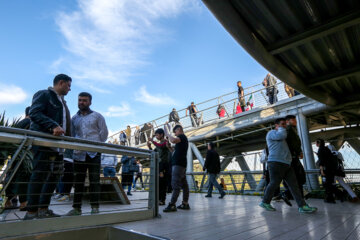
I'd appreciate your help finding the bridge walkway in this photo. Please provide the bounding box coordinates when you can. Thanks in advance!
[118,193,360,240]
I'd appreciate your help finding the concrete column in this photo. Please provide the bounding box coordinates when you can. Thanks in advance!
[235,155,257,190]
[296,112,320,190]
[186,145,194,189]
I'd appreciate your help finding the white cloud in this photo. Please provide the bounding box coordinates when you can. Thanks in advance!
[0,83,27,105]
[134,85,176,105]
[54,0,200,88]
[104,102,132,117]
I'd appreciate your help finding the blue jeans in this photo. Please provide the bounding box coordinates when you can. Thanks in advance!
[207,173,225,196]
[103,167,116,177]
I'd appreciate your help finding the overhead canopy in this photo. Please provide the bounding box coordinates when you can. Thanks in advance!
[203,0,360,106]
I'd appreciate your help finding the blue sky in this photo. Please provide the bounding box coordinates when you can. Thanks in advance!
[0,0,269,135]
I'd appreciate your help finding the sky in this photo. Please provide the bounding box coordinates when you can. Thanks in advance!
[0,0,269,135]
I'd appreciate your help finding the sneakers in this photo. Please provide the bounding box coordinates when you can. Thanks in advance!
[38,209,61,218]
[91,208,99,214]
[163,203,177,212]
[66,208,82,216]
[259,202,276,211]
[177,203,190,210]
[127,192,133,196]
[219,192,226,199]
[52,194,63,200]
[159,201,165,206]
[23,212,38,220]
[57,195,70,202]
[298,205,317,214]
[205,195,212,198]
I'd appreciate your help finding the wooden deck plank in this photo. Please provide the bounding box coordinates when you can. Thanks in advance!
[116,193,360,240]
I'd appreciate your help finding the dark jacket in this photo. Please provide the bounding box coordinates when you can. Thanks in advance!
[286,125,302,158]
[204,150,221,174]
[15,118,31,130]
[286,125,305,184]
[169,111,180,123]
[318,146,337,175]
[121,156,135,174]
[29,87,71,136]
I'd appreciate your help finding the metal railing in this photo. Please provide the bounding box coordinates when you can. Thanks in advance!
[187,169,360,194]
[0,126,158,239]
[109,82,295,146]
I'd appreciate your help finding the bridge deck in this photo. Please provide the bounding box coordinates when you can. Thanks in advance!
[117,193,360,240]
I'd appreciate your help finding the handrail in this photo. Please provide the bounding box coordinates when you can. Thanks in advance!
[109,81,291,145]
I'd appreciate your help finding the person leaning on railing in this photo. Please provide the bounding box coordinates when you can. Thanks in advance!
[262,73,278,105]
[25,74,72,220]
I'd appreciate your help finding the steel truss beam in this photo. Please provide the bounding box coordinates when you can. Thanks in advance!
[267,10,360,55]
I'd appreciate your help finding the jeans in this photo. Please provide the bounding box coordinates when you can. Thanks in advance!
[122,172,133,193]
[58,161,74,195]
[103,167,116,177]
[207,173,225,195]
[268,88,278,104]
[170,166,189,205]
[73,154,101,209]
[263,162,306,207]
[27,148,63,212]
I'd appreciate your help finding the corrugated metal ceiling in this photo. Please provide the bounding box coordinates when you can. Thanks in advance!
[203,0,360,106]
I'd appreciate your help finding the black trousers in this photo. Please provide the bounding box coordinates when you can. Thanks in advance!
[27,148,63,212]
[159,173,169,202]
[73,154,100,209]
[59,161,74,195]
[323,173,343,201]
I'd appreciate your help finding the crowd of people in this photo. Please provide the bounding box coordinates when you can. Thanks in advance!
[260,116,359,213]
[3,73,357,222]
[118,73,301,146]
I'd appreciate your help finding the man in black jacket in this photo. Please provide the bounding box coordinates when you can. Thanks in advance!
[24,74,72,220]
[203,142,226,199]
[284,115,306,199]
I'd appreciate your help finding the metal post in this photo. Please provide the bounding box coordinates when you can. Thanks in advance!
[199,173,206,192]
[235,156,257,190]
[229,173,237,192]
[190,143,205,166]
[148,151,158,217]
[186,145,194,190]
[0,138,29,183]
[297,111,320,190]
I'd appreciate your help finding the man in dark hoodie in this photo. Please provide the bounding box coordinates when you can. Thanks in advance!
[203,142,226,199]
[25,74,72,220]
